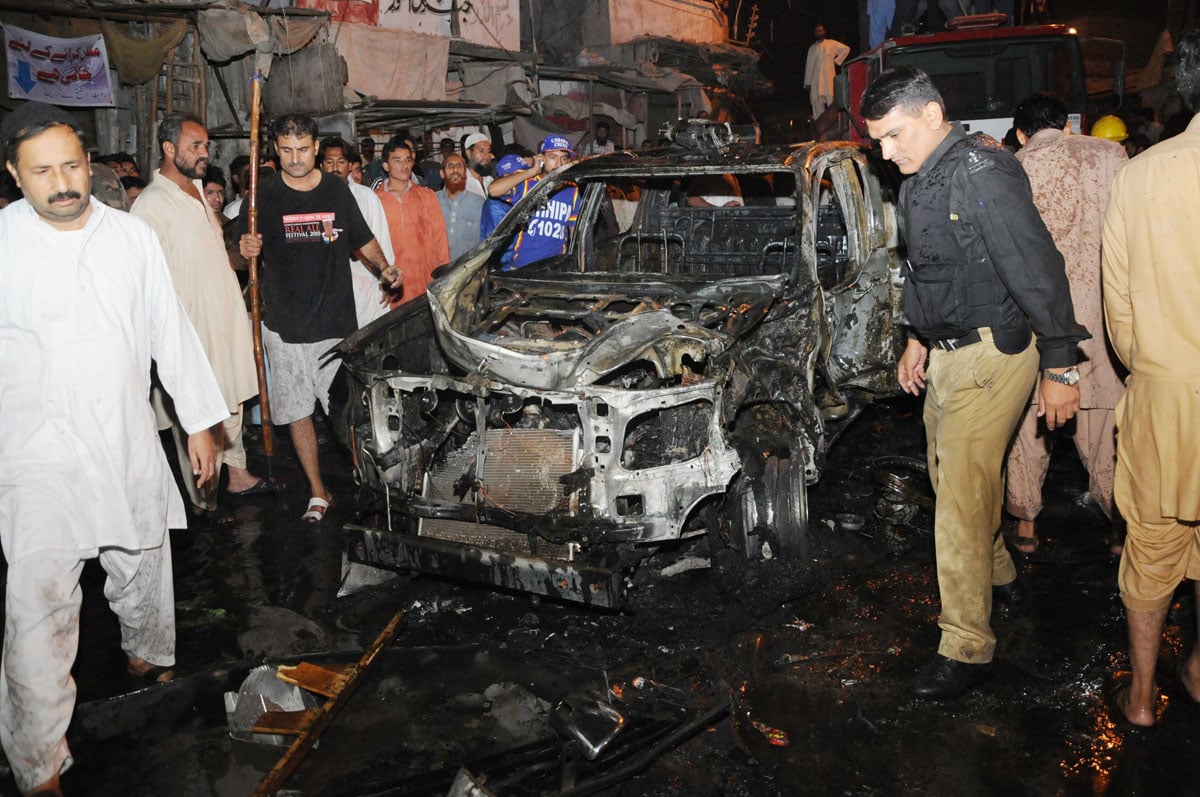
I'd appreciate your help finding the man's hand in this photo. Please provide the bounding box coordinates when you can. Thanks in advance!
[188,429,218,488]
[239,232,263,260]
[1037,372,1080,430]
[380,264,403,290]
[897,338,929,396]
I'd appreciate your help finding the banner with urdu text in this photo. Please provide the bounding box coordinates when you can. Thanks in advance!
[4,24,115,106]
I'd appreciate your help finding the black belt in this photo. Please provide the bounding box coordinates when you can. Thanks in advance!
[929,329,981,351]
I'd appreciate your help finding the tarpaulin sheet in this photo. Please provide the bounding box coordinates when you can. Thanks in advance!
[101,19,186,85]
[197,0,324,77]
[459,62,530,105]
[332,23,447,103]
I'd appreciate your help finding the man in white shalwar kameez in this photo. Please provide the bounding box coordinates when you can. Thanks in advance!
[319,136,395,328]
[0,102,227,795]
[804,24,851,119]
[132,113,266,516]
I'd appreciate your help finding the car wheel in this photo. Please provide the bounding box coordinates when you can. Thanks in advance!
[724,454,810,560]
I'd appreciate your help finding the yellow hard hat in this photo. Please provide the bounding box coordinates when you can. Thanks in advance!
[1091,115,1128,142]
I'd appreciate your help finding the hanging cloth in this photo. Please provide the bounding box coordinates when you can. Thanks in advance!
[101,19,188,85]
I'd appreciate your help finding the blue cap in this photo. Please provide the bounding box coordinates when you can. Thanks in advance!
[494,154,527,177]
[540,134,575,154]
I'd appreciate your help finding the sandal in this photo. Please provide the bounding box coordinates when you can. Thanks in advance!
[1012,534,1039,555]
[1005,518,1039,555]
[301,495,333,523]
[225,477,285,499]
[127,662,174,686]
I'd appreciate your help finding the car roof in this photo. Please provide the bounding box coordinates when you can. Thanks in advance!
[556,141,863,177]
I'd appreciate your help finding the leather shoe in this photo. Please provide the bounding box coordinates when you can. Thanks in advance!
[993,579,1027,608]
[910,655,990,700]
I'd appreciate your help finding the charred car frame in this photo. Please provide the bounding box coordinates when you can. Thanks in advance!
[333,132,904,608]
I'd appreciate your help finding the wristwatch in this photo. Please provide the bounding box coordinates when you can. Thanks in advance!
[1044,367,1080,386]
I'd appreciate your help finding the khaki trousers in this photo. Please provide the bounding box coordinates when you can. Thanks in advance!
[1005,405,1116,521]
[924,330,1038,663]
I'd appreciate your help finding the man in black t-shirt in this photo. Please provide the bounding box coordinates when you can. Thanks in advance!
[239,114,400,523]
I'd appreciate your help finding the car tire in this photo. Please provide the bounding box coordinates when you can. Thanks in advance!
[724,454,810,560]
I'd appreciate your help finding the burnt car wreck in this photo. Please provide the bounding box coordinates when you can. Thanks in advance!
[334,129,904,608]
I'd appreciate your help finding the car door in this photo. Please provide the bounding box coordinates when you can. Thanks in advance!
[806,146,904,397]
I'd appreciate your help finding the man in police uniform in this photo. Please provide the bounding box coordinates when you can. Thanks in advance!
[861,67,1089,699]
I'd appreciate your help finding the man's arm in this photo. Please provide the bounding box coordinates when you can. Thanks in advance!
[834,40,850,65]
[1101,171,1133,369]
[489,162,537,198]
[229,199,252,269]
[897,337,928,395]
[353,238,402,289]
[188,430,218,488]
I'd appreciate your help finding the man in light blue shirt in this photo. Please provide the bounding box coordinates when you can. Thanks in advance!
[436,152,484,260]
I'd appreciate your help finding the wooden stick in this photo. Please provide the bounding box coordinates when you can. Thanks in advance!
[254,610,406,795]
[247,69,275,460]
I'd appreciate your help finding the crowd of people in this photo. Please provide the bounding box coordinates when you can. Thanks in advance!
[2,23,1200,793]
[0,102,597,793]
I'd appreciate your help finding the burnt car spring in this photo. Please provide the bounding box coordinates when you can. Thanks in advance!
[332,128,905,608]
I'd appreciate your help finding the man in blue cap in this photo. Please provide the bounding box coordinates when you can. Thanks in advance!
[487,134,581,270]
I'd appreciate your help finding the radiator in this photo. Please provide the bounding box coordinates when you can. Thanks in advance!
[419,429,579,559]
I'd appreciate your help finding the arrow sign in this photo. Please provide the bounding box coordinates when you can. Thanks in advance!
[3,23,113,106]
[14,59,35,93]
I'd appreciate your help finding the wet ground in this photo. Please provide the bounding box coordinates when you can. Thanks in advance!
[4,397,1200,795]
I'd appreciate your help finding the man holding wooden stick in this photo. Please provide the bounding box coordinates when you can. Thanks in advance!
[237,114,400,523]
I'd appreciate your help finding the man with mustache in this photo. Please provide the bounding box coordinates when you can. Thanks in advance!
[437,152,484,261]
[0,100,226,795]
[238,114,400,523]
[132,113,269,520]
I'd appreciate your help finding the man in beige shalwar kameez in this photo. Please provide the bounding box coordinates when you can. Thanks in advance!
[1004,93,1127,555]
[132,113,267,516]
[1101,27,1200,730]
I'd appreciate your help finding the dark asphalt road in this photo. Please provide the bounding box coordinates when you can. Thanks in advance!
[3,401,1199,795]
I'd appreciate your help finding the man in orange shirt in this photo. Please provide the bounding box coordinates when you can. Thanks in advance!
[376,138,449,306]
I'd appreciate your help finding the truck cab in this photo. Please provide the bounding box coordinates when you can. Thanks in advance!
[836,17,1105,143]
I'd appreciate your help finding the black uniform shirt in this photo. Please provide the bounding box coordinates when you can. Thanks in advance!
[899,124,1089,369]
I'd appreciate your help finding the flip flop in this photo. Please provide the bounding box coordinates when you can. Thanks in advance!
[192,506,236,527]
[1011,534,1039,555]
[225,477,284,499]
[301,496,333,523]
[127,663,174,686]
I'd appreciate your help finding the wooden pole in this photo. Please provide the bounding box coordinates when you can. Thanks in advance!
[247,69,275,461]
[253,610,406,795]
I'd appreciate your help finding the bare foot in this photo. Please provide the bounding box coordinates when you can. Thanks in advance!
[1112,684,1156,728]
[27,773,63,796]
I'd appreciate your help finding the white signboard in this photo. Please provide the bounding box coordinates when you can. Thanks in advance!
[4,24,115,107]
[379,0,519,52]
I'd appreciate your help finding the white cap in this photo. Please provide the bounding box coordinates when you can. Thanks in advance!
[463,132,489,151]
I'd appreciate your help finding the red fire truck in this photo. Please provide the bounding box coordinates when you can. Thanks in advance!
[834,14,1124,143]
